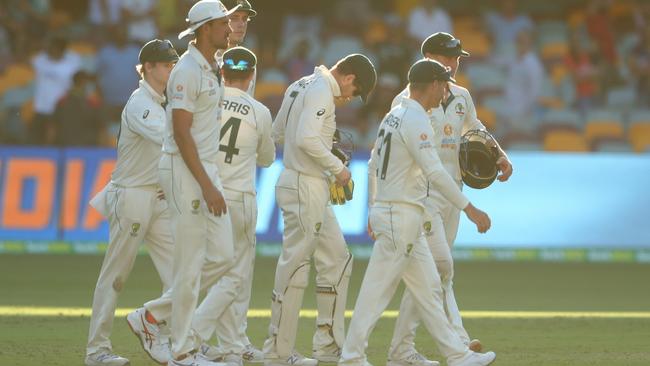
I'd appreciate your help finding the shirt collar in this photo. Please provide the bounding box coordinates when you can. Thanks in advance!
[225,85,248,98]
[315,65,341,97]
[400,97,429,117]
[140,79,166,104]
[188,41,218,74]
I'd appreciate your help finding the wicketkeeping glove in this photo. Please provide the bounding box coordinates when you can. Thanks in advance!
[330,179,354,205]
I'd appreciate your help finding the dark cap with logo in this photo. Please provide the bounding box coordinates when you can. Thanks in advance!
[222,46,257,72]
[337,53,377,103]
[408,59,456,83]
[221,0,257,17]
[139,39,179,64]
[421,32,470,57]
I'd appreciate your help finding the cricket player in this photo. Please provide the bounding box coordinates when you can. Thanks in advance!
[197,46,275,365]
[263,54,377,366]
[387,33,513,366]
[339,59,496,366]
[84,39,179,366]
[220,0,258,96]
[199,1,267,362]
[125,1,242,366]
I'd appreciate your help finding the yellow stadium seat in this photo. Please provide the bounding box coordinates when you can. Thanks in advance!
[544,130,589,152]
[1,63,34,90]
[541,42,568,61]
[551,64,567,86]
[628,122,650,152]
[476,105,496,131]
[453,72,470,89]
[585,121,624,143]
[69,41,97,56]
[254,82,286,101]
[20,99,34,124]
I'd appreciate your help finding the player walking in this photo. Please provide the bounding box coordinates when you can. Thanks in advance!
[197,46,275,365]
[387,33,513,366]
[263,54,377,366]
[84,39,179,366]
[339,59,497,366]
[125,1,242,366]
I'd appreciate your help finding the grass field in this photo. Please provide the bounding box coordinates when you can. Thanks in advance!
[1,254,650,365]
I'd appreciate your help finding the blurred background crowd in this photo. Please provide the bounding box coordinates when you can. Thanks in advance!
[1,0,649,153]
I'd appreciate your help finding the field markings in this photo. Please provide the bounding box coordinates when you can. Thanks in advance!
[1,306,650,319]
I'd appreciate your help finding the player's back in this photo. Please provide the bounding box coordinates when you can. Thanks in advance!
[217,86,273,194]
[371,98,432,208]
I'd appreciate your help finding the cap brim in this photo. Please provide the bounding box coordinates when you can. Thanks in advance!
[178,4,241,39]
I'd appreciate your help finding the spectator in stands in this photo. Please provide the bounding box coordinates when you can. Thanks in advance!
[31,36,82,145]
[500,30,544,139]
[2,0,49,59]
[283,37,317,83]
[628,27,650,106]
[586,0,621,94]
[96,26,139,126]
[565,31,600,114]
[120,0,158,43]
[633,0,650,33]
[88,0,122,32]
[484,0,534,66]
[407,0,453,44]
[53,71,104,146]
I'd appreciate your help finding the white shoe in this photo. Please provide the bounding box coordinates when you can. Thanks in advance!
[242,344,265,363]
[312,341,341,363]
[168,353,229,366]
[126,307,171,364]
[264,352,319,366]
[387,352,440,366]
[449,351,496,366]
[85,349,130,366]
[200,344,224,362]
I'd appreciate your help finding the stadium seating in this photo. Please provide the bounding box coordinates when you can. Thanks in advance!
[585,121,624,144]
[476,105,496,131]
[628,122,650,152]
[607,87,637,110]
[538,108,583,133]
[593,139,633,153]
[543,130,589,152]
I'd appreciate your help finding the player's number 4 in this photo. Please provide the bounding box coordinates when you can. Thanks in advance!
[219,116,241,164]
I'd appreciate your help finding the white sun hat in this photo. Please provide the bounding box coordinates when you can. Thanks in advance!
[178,0,241,39]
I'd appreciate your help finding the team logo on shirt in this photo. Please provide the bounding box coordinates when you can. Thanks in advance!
[455,103,465,116]
[406,243,414,256]
[316,108,326,117]
[191,199,200,214]
[143,109,149,119]
[423,221,432,236]
[420,133,428,141]
[130,223,141,237]
[444,124,453,136]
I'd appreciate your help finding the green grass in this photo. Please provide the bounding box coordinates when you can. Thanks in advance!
[1,254,650,365]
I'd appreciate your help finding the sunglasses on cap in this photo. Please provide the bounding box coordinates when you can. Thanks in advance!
[224,58,251,71]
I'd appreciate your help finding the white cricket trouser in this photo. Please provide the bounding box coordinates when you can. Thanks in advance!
[86,183,174,356]
[339,202,470,366]
[265,169,350,358]
[145,153,235,358]
[211,188,257,354]
[389,196,469,359]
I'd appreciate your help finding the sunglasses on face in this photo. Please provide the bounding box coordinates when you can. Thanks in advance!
[224,58,250,71]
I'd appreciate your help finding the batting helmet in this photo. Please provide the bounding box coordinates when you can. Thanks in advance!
[459,129,499,189]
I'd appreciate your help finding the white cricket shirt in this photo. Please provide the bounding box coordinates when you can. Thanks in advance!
[272,66,345,178]
[217,86,275,194]
[163,41,224,163]
[111,80,167,187]
[369,97,469,210]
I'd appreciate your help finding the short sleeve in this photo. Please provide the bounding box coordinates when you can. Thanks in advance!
[168,66,200,113]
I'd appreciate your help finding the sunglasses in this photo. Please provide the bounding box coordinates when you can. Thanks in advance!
[224,58,251,71]
[352,78,363,97]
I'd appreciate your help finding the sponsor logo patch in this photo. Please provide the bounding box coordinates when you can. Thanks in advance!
[317,108,326,117]
[191,199,200,214]
[142,109,149,119]
[130,223,140,237]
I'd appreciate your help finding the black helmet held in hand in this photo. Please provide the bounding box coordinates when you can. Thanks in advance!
[459,129,499,189]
